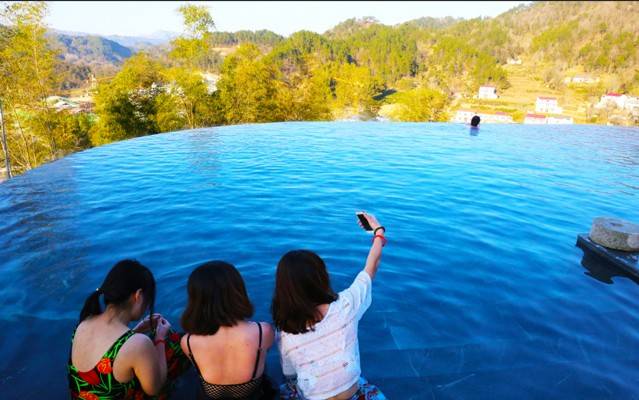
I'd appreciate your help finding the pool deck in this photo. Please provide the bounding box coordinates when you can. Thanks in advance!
[576,234,639,279]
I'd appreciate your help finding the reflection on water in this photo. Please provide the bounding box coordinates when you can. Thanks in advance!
[579,250,639,285]
[1,122,639,398]
[184,128,222,185]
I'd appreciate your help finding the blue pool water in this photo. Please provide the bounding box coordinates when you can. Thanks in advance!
[1,122,638,399]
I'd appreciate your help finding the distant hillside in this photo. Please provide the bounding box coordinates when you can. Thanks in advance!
[399,16,462,30]
[106,31,179,50]
[324,17,382,38]
[498,1,639,75]
[44,31,136,85]
[54,33,132,64]
[209,29,284,48]
[45,1,639,108]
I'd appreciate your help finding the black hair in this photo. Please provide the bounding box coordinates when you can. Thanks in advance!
[181,261,254,335]
[79,259,156,324]
[271,250,338,334]
[471,115,481,127]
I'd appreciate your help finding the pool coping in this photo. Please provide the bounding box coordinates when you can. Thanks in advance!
[576,233,639,278]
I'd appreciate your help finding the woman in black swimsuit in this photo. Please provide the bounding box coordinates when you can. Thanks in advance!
[180,261,276,399]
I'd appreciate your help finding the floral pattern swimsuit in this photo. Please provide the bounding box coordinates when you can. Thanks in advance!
[68,328,188,400]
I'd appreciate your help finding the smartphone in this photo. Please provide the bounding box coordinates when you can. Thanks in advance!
[356,212,374,232]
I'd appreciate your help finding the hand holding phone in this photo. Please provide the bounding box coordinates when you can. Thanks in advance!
[356,211,380,233]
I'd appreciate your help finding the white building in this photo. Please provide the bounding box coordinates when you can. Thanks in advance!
[507,58,522,65]
[523,113,573,125]
[480,111,513,123]
[626,96,639,112]
[452,110,475,123]
[595,93,639,111]
[452,110,513,124]
[535,97,562,114]
[524,113,547,124]
[478,86,498,100]
[46,96,80,112]
[564,75,599,84]
[596,93,626,109]
[546,115,574,124]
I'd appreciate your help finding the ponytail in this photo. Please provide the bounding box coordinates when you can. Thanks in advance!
[79,289,103,322]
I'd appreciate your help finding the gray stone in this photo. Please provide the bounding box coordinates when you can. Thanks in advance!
[590,217,639,251]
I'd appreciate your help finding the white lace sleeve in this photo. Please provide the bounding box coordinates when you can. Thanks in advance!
[340,270,373,321]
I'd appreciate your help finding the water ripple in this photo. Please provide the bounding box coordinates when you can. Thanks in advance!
[1,122,638,398]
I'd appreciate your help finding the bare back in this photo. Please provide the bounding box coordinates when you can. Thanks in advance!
[70,314,163,396]
[71,317,144,384]
[181,321,274,384]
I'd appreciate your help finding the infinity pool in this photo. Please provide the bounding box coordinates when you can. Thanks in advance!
[1,122,638,399]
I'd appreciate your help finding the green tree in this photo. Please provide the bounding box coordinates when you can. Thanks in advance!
[386,87,449,122]
[276,63,333,121]
[170,4,217,70]
[0,1,85,175]
[90,53,167,145]
[331,62,382,118]
[157,67,222,130]
[217,44,282,123]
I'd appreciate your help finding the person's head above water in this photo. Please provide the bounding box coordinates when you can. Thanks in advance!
[271,250,338,334]
[471,115,481,127]
[181,260,254,335]
[79,259,156,323]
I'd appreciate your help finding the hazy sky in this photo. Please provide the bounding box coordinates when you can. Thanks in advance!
[44,1,529,37]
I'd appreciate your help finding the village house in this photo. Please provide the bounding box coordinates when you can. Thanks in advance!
[477,85,498,100]
[452,110,513,124]
[524,113,547,124]
[506,58,522,65]
[596,93,627,109]
[626,97,639,112]
[46,96,79,112]
[523,113,573,125]
[595,93,639,112]
[563,75,599,84]
[452,110,475,123]
[546,115,574,124]
[535,97,562,114]
[46,96,92,114]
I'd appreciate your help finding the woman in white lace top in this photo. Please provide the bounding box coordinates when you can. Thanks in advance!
[272,212,387,400]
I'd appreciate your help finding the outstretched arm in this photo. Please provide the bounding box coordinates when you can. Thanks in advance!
[357,212,385,280]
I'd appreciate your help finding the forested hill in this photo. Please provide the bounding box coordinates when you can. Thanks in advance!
[49,1,639,94]
[172,1,637,96]
[54,33,132,64]
[449,1,639,83]
[209,30,284,48]
[224,1,639,92]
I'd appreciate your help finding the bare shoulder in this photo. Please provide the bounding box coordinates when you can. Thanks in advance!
[120,333,154,357]
[257,321,274,348]
[180,333,192,356]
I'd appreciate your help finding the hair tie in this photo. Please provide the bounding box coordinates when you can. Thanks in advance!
[96,287,102,294]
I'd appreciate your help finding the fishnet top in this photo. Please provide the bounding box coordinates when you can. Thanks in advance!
[187,322,265,400]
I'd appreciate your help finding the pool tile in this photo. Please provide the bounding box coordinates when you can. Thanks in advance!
[373,377,435,400]
[361,349,424,379]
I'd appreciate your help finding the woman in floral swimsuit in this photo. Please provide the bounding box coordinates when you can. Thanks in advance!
[68,259,189,399]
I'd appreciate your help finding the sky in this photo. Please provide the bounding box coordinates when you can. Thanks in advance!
[44,1,529,37]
